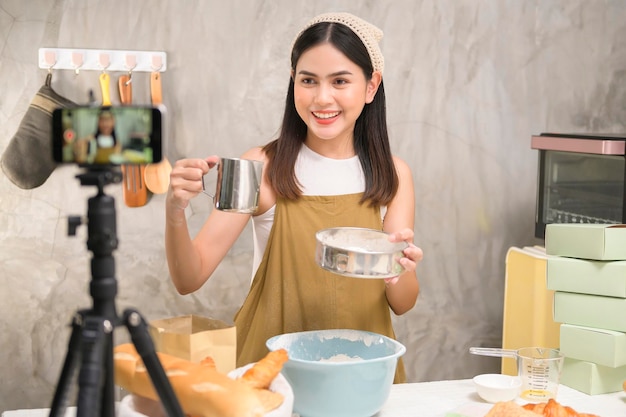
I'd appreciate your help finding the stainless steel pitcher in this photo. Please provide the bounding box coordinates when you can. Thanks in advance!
[203,157,263,214]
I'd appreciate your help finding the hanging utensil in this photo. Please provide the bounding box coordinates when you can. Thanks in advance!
[118,73,132,105]
[121,163,148,207]
[99,72,112,106]
[143,70,172,195]
[118,72,148,207]
[150,70,162,104]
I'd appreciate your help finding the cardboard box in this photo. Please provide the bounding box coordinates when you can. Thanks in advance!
[553,291,626,332]
[560,324,626,368]
[560,357,626,395]
[545,224,626,261]
[547,256,626,298]
[149,315,236,374]
[501,246,560,375]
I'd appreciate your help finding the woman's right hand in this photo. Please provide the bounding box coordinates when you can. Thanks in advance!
[167,156,219,212]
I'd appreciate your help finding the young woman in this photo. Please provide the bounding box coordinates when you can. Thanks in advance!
[165,12,423,382]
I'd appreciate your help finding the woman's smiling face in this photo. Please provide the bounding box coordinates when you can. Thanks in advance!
[98,112,115,134]
[293,42,380,147]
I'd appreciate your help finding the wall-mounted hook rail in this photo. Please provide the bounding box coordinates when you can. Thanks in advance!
[38,48,167,73]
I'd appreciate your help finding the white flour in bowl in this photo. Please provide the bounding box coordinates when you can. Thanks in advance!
[319,354,364,362]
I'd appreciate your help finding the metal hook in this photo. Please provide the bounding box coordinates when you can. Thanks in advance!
[99,53,111,74]
[151,54,164,72]
[123,53,137,85]
[44,51,57,74]
[72,52,84,76]
[125,69,133,86]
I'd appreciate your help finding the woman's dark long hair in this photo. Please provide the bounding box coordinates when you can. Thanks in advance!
[263,22,398,206]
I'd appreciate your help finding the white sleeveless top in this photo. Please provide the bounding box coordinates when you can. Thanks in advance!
[251,144,385,278]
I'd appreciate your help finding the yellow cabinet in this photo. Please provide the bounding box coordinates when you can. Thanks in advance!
[501,246,561,375]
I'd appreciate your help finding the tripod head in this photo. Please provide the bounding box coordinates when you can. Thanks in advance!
[76,167,123,189]
[68,167,122,251]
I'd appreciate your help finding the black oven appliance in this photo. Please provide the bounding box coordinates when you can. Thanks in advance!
[532,133,626,239]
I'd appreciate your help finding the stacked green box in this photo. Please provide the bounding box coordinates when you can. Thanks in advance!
[545,223,626,395]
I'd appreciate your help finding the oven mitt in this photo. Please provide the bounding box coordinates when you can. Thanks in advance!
[1,73,76,189]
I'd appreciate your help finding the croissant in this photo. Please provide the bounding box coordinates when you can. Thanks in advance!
[485,401,544,417]
[522,399,600,417]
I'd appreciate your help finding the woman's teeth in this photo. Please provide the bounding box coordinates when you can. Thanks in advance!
[313,111,339,119]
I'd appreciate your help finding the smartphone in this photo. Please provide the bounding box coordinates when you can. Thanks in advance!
[52,105,163,166]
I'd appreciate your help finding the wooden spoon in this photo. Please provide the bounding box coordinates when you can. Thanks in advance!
[118,73,132,105]
[118,73,149,207]
[143,71,172,194]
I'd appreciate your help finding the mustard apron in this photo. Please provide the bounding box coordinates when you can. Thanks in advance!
[234,193,406,383]
[93,146,116,164]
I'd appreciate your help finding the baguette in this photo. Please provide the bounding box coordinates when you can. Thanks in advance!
[113,343,284,417]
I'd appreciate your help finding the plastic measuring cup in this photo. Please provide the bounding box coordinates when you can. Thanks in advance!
[469,346,564,402]
[516,347,564,402]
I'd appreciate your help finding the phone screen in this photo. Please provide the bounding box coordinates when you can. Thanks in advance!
[52,106,163,165]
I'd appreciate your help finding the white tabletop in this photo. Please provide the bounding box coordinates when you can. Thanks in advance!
[4,379,625,417]
[378,379,626,416]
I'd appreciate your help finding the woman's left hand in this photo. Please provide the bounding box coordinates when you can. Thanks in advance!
[384,228,423,286]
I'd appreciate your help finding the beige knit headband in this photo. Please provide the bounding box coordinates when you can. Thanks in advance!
[294,12,385,74]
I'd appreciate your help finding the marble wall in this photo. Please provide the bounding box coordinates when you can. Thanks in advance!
[1,0,625,412]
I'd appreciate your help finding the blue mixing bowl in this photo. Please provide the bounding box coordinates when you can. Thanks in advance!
[266,329,406,417]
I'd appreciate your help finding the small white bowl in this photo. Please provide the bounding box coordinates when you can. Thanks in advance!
[473,373,522,403]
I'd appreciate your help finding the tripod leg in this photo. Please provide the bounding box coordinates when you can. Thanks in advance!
[100,333,116,417]
[49,312,85,417]
[75,315,109,417]
[122,309,185,417]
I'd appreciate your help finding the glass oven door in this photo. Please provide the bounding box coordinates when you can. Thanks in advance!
[536,150,625,238]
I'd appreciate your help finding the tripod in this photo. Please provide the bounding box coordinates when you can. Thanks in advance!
[48,168,184,417]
